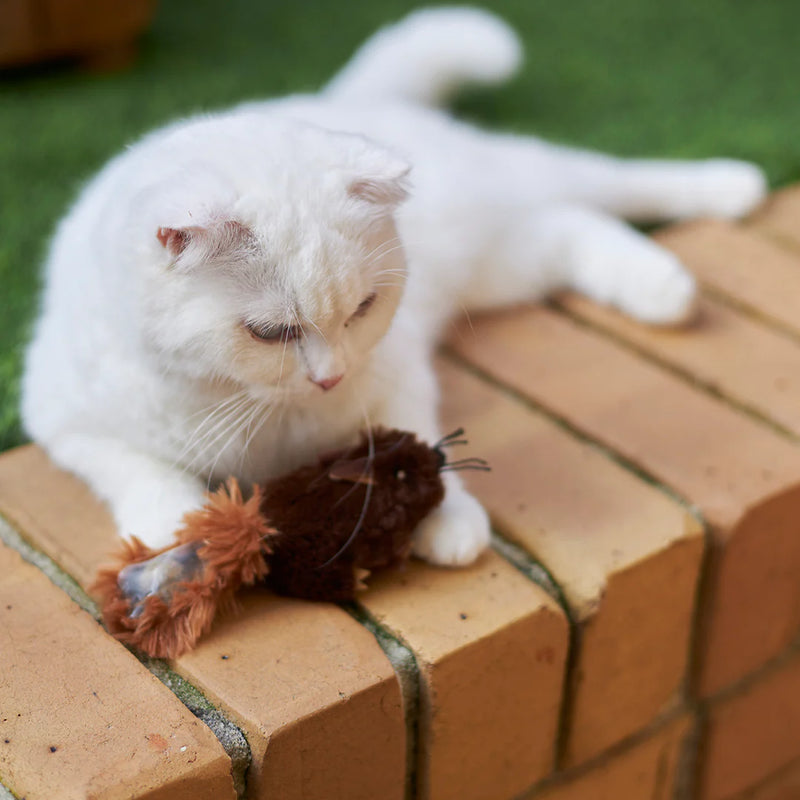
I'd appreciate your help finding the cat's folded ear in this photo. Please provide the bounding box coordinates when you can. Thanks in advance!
[347,149,411,210]
[157,226,197,257]
[156,219,255,271]
[143,169,254,271]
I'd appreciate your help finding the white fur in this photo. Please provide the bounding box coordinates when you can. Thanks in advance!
[22,7,766,565]
[325,7,523,107]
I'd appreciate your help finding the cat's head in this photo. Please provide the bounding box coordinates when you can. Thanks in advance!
[133,115,410,402]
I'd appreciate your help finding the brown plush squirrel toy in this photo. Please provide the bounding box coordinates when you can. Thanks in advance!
[93,427,488,658]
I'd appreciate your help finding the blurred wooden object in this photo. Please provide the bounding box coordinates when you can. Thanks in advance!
[0,0,157,70]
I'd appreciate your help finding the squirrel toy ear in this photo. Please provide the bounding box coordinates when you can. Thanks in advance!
[328,457,377,485]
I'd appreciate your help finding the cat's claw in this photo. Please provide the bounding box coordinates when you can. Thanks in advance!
[412,491,491,566]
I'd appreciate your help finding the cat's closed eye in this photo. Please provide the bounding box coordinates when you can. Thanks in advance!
[346,293,377,326]
[245,322,301,343]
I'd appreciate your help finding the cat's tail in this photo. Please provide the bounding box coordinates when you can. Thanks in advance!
[324,7,523,107]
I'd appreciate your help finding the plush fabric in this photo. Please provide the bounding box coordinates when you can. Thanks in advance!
[93,427,450,658]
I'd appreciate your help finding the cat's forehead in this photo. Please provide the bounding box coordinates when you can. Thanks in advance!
[232,224,368,320]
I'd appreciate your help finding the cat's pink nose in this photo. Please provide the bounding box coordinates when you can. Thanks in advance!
[311,374,344,391]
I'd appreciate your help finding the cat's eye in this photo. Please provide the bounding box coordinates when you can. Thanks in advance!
[245,321,301,343]
[347,293,377,325]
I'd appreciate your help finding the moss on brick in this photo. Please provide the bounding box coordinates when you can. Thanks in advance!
[345,602,420,800]
[490,530,572,623]
[0,515,98,618]
[0,780,20,799]
[138,656,251,798]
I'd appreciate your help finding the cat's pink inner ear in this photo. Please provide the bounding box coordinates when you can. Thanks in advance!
[157,227,192,257]
[348,165,410,207]
[156,220,254,266]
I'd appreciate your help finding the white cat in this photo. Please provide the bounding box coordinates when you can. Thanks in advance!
[21,7,765,566]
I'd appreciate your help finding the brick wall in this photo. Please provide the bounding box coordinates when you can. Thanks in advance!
[3,186,800,798]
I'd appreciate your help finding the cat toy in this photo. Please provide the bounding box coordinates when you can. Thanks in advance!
[92,427,489,658]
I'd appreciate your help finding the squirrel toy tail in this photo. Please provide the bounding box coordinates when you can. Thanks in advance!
[92,479,272,659]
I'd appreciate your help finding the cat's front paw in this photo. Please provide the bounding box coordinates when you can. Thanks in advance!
[412,490,491,566]
[117,483,207,549]
[687,159,767,220]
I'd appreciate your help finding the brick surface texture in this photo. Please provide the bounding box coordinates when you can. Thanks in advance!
[362,551,568,800]
[531,713,693,800]
[437,358,703,767]
[748,184,800,251]
[3,185,800,798]
[0,540,235,800]
[448,305,800,699]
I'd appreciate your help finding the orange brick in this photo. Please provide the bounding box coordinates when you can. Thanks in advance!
[174,596,405,800]
[0,0,37,63]
[0,539,234,800]
[561,292,800,438]
[655,220,800,336]
[437,359,703,767]
[0,447,406,800]
[0,0,157,69]
[0,445,116,587]
[733,758,800,800]
[700,650,800,800]
[748,184,800,251]
[448,306,800,698]
[43,0,156,54]
[361,550,568,800]
[528,712,693,800]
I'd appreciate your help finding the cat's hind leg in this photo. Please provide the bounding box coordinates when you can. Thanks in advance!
[541,205,698,324]
[552,148,767,223]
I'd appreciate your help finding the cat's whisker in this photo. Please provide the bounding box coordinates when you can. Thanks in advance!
[459,303,477,339]
[317,404,376,569]
[362,248,411,272]
[368,272,408,288]
[373,271,408,280]
[183,389,250,423]
[178,395,257,476]
[204,398,268,488]
[172,394,249,461]
[363,244,411,269]
[238,402,274,472]
[374,264,411,274]
[302,312,327,344]
[172,392,252,468]
[360,235,404,266]
[274,304,301,390]
[373,268,410,280]
[362,233,430,267]
[276,334,289,389]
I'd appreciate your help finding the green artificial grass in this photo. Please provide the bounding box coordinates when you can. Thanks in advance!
[1,0,799,451]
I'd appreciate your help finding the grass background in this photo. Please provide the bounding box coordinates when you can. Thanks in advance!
[1,0,799,451]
